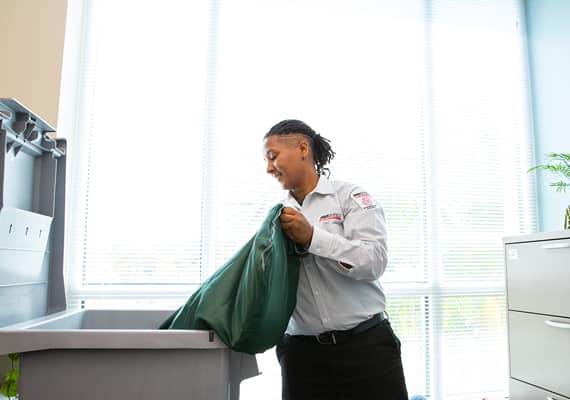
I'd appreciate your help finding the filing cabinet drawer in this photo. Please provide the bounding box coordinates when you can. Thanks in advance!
[510,378,570,400]
[509,311,570,397]
[506,238,570,317]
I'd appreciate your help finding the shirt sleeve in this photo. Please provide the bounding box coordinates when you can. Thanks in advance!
[307,187,388,281]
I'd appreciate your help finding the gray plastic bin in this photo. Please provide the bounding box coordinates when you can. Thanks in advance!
[0,98,258,400]
[0,309,258,400]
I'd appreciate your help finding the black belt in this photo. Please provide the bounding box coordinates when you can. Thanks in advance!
[288,313,386,345]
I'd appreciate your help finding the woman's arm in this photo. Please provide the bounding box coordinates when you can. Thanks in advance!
[309,189,388,281]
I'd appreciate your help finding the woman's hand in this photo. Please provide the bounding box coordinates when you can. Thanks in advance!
[280,207,313,248]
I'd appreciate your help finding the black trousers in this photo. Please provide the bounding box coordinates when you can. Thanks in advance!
[276,319,408,400]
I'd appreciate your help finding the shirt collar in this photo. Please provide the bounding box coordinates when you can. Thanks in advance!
[312,176,335,195]
[286,176,334,205]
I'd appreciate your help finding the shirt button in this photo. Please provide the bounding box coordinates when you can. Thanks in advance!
[314,291,320,296]
[323,318,328,323]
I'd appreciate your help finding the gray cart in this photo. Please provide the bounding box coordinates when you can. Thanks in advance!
[0,98,258,400]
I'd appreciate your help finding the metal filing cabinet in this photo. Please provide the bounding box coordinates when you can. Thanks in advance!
[504,230,570,400]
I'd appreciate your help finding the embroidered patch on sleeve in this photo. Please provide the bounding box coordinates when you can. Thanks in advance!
[351,191,377,209]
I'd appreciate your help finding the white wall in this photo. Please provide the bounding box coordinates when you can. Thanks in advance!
[525,0,570,231]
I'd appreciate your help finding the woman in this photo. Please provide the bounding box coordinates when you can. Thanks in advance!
[263,119,408,400]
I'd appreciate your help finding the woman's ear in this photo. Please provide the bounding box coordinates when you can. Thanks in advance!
[298,139,310,160]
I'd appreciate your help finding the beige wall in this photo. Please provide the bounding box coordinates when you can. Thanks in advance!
[0,0,68,127]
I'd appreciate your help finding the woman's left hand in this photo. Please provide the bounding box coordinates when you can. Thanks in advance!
[280,207,313,248]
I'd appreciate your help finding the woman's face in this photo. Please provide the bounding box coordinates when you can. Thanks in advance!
[263,135,308,191]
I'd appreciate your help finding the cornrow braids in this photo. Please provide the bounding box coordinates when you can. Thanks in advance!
[264,119,336,177]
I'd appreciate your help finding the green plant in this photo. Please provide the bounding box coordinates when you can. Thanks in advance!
[528,152,570,192]
[0,353,19,399]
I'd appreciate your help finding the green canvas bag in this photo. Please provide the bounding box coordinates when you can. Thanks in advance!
[159,204,301,354]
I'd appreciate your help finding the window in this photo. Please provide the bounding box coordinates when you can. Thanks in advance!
[64,1,536,398]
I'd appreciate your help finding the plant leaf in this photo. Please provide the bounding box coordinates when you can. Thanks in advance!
[546,152,570,161]
[550,181,569,193]
[528,153,570,192]
[4,369,19,381]
[527,165,542,173]
[1,380,18,397]
[7,354,19,363]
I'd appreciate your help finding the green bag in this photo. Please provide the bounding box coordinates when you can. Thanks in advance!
[159,204,301,354]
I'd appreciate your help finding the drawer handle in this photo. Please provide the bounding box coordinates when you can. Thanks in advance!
[541,243,570,249]
[545,320,570,329]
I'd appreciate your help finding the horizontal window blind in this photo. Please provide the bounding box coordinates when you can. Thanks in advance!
[66,0,210,304]
[65,1,536,399]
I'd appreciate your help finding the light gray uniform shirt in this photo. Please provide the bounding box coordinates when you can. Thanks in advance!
[283,177,388,336]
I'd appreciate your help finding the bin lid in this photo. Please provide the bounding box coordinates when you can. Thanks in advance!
[0,98,56,133]
[0,98,67,327]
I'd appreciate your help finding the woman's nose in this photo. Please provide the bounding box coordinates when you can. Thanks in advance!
[266,160,275,174]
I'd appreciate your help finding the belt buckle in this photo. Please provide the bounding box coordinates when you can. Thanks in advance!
[316,331,337,345]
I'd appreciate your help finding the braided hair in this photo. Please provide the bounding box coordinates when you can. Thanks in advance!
[264,119,336,177]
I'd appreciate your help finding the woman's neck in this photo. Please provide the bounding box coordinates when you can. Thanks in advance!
[291,173,320,204]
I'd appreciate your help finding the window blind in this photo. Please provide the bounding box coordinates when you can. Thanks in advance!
[64,0,536,398]
[65,0,210,305]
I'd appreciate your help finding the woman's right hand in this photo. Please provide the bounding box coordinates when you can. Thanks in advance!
[280,207,313,248]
